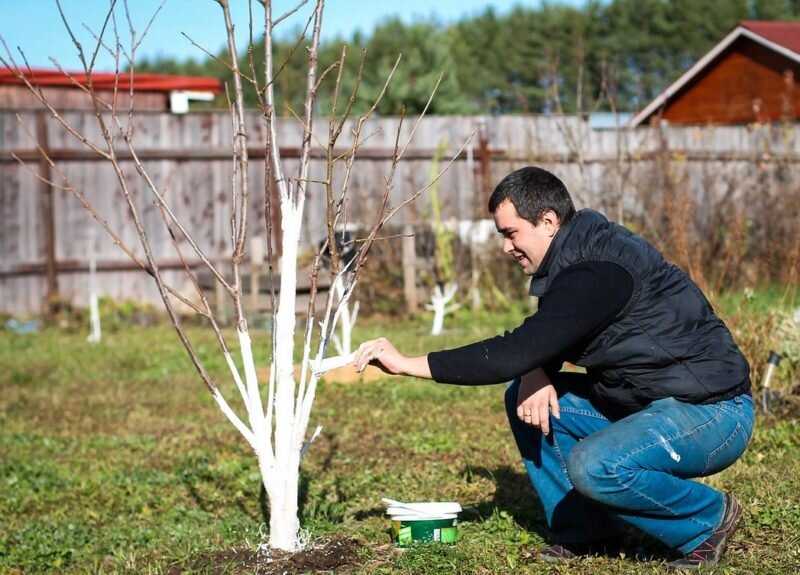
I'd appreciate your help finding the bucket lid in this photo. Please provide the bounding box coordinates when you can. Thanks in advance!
[389,513,458,521]
[384,499,462,518]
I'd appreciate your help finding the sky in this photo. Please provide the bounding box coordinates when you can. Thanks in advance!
[0,0,560,72]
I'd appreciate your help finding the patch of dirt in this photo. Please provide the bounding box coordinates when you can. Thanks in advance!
[168,536,366,575]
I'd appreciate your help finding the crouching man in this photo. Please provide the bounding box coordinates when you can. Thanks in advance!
[355,166,753,570]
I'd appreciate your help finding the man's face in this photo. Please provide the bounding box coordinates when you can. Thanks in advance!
[493,200,560,275]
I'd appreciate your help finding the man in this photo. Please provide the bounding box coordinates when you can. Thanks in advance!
[354,167,753,570]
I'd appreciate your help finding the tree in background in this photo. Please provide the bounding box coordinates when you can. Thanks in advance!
[425,140,460,335]
[134,0,800,115]
[448,6,544,113]
[351,18,471,115]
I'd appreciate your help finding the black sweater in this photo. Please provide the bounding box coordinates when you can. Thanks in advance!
[428,261,633,385]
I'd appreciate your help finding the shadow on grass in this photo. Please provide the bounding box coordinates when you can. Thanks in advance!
[462,465,549,536]
[462,465,671,560]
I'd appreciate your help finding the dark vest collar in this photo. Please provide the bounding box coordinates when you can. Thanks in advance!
[528,211,580,297]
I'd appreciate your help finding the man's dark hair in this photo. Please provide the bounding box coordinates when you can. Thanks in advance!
[488,167,576,225]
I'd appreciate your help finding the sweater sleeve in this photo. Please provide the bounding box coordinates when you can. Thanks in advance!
[427,261,633,385]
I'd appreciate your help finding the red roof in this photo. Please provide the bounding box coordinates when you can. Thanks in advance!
[740,20,800,54]
[631,20,800,126]
[0,67,222,93]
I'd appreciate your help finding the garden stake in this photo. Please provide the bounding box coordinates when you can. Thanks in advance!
[761,351,782,414]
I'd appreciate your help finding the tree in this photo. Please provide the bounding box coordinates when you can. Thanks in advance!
[124,0,800,117]
[447,7,521,113]
[355,18,471,115]
[426,140,460,335]
[750,0,800,19]
[2,0,466,552]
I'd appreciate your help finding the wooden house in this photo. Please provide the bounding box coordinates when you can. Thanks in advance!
[631,21,800,126]
[0,68,222,113]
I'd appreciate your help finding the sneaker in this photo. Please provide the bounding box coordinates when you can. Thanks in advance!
[667,493,741,570]
[538,536,624,563]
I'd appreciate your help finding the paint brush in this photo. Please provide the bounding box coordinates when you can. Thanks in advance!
[311,352,357,378]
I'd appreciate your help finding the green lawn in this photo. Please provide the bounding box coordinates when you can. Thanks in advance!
[1,306,798,574]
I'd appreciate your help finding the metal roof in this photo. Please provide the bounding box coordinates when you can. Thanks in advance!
[0,67,222,93]
[740,20,800,53]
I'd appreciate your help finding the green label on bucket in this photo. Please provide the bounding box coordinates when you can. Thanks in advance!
[398,526,413,546]
[441,526,457,544]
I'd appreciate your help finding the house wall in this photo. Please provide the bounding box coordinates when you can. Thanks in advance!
[662,39,800,125]
[0,85,169,111]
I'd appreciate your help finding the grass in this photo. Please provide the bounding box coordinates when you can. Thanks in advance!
[1,299,799,574]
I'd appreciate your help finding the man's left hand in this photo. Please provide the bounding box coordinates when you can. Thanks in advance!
[517,369,561,435]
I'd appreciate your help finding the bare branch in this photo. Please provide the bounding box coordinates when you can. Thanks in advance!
[102,115,235,295]
[294,0,324,201]
[50,4,230,397]
[181,31,257,85]
[0,55,113,159]
[53,0,116,73]
[271,0,310,28]
[217,0,253,327]
[127,0,165,54]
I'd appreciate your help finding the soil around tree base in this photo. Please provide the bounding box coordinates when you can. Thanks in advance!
[168,536,365,575]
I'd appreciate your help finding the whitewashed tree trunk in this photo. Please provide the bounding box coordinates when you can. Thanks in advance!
[268,203,304,548]
[426,283,460,336]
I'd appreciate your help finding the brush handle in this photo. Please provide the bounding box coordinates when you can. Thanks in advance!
[312,352,357,377]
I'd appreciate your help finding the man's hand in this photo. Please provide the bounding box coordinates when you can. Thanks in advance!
[354,337,402,374]
[517,368,560,435]
[354,337,433,379]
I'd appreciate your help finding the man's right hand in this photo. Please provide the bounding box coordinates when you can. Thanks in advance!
[516,368,560,435]
[353,337,433,379]
[354,337,402,374]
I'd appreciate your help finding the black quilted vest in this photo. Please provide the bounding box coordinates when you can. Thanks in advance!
[530,209,751,413]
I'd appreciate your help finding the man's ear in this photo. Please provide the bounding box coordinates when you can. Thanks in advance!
[540,210,560,236]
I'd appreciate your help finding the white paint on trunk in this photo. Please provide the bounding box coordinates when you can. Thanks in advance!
[331,275,359,356]
[223,351,250,415]
[273,206,301,468]
[238,328,266,436]
[259,453,300,551]
[211,388,257,449]
[210,202,311,551]
[257,190,310,551]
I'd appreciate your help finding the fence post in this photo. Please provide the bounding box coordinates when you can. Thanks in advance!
[36,112,60,315]
[477,119,492,209]
[402,224,418,315]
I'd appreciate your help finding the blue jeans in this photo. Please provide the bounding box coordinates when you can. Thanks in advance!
[504,374,754,553]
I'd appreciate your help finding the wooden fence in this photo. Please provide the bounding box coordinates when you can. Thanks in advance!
[1,110,798,315]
